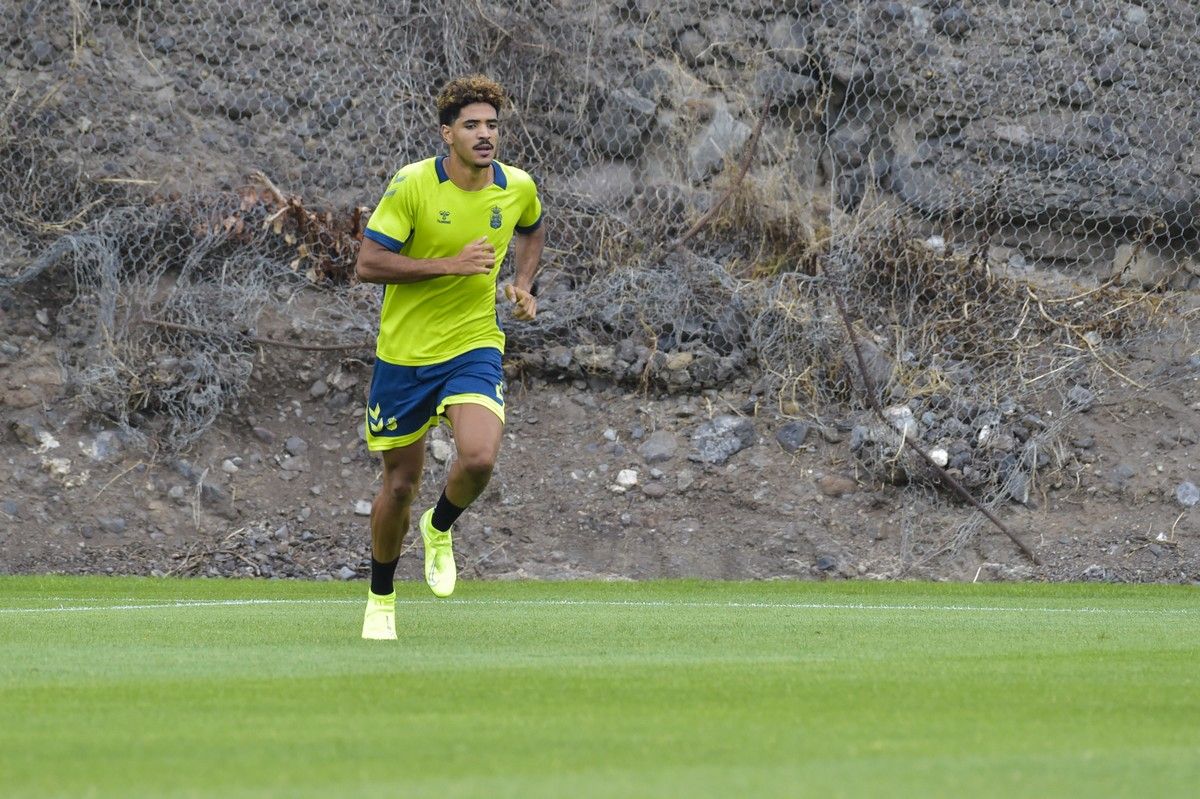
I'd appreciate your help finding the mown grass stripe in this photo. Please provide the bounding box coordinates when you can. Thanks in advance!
[1,596,1195,615]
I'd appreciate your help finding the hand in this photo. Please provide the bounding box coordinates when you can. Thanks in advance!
[504,284,537,321]
[449,237,495,276]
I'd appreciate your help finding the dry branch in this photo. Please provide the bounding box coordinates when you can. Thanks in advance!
[671,93,773,251]
[826,258,1041,565]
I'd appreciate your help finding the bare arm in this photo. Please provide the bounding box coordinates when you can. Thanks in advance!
[355,237,494,284]
[512,225,545,293]
[503,225,546,321]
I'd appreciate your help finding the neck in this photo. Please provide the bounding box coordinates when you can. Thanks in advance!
[445,154,493,191]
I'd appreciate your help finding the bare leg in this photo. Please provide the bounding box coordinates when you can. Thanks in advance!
[371,439,426,562]
[442,403,504,510]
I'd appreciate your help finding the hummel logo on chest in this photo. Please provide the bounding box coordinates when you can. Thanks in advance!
[438,210,451,224]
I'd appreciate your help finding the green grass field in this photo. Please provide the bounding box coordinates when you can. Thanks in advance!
[1,577,1198,798]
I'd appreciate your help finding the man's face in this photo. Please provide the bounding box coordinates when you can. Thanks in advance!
[442,102,499,168]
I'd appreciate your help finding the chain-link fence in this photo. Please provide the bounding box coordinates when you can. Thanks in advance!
[3,1,1198,543]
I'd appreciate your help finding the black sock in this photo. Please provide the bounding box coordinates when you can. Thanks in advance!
[370,556,399,596]
[430,490,466,533]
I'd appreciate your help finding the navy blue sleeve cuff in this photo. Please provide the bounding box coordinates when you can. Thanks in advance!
[515,214,543,234]
[364,228,405,252]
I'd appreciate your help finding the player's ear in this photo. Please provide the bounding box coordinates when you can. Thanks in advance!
[440,124,452,144]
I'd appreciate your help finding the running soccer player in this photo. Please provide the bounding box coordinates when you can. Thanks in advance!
[355,75,544,640]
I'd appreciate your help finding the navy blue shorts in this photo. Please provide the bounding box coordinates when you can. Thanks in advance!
[364,347,505,451]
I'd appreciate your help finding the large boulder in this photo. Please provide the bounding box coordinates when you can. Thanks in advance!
[688,103,751,182]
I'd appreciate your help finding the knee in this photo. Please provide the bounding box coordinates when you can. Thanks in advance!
[457,450,496,481]
[382,472,419,505]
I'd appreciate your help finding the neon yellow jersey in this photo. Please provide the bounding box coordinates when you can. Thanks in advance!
[363,156,543,366]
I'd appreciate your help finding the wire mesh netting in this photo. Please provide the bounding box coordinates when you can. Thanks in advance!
[3,0,1198,548]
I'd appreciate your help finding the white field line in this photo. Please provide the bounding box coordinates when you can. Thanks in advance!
[0,599,360,614]
[0,597,1196,616]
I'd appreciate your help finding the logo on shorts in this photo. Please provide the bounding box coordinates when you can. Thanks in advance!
[495,382,504,403]
[490,206,503,229]
[438,210,451,224]
[368,404,397,434]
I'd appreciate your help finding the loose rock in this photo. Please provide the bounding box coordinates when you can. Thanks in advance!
[84,431,124,464]
[817,474,857,497]
[1066,385,1096,412]
[689,415,755,465]
[643,482,668,498]
[638,430,679,463]
[775,421,810,453]
[279,456,308,472]
[98,517,126,535]
[430,439,454,463]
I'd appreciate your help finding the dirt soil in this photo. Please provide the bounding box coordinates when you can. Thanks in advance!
[2,282,1200,586]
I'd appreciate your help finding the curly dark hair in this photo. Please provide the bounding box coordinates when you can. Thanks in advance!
[436,75,508,126]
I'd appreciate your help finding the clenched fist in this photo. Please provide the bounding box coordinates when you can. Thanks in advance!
[449,237,495,275]
[503,284,537,321]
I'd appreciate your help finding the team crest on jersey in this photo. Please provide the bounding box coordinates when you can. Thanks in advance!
[438,210,451,224]
[490,206,503,229]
